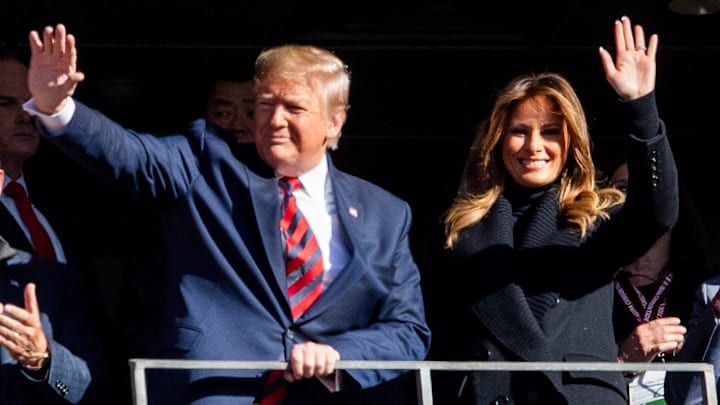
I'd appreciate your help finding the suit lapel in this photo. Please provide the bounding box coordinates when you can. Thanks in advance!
[0,251,30,306]
[248,174,288,295]
[247,158,373,320]
[298,163,367,320]
[0,203,34,252]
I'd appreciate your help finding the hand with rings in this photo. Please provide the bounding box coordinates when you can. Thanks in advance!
[598,15,658,101]
[0,283,50,368]
[618,317,687,363]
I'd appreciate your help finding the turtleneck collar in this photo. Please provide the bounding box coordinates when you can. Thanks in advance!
[504,180,555,217]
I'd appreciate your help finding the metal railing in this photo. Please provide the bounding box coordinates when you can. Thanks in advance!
[128,359,717,405]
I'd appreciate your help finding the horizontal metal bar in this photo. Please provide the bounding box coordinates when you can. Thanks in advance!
[129,358,714,372]
[128,359,717,405]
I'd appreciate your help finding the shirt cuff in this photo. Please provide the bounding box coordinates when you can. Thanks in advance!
[22,97,76,136]
[20,365,50,382]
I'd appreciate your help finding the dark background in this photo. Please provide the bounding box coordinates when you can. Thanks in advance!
[2,0,720,306]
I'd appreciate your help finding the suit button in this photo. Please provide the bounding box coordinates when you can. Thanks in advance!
[55,380,68,397]
[286,329,294,339]
[492,395,510,404]
[476,349,490,360]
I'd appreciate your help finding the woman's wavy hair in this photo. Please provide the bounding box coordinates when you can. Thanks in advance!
[444,72,624,248]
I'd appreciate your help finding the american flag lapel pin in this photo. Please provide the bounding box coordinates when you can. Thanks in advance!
[348,207,358,218]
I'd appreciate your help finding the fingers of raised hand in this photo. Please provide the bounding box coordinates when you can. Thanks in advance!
[38,24,69,57]
[614,16,657,55]
[633,23,647,52]
[620,16,636,51]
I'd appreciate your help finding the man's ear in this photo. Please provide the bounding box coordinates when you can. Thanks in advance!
[327,111,346,139]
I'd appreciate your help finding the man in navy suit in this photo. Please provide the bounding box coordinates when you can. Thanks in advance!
[0,165,110,405]
[664,275,720,405]
[24,24,431,404]
[0,48,67,261]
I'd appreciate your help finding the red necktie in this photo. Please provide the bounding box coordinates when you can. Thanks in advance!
[4,181,57,260]
[256,177,325,405]
[279,177,324,319]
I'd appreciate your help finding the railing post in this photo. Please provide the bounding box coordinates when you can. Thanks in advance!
[704,364,718,405]
[415,364,434,405]
[128,359,148,405]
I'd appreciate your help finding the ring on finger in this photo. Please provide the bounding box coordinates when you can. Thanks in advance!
[635,45,647,51]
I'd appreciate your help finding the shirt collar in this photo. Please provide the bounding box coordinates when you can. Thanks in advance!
[2,174,27,191]
[278,154,328,199]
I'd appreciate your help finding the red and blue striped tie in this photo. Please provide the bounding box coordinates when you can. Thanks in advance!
[257,176,325,405]
[279,176,324,320]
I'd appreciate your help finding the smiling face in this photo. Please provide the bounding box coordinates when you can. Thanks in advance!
[253,78,341,177]
[501,94,568,189]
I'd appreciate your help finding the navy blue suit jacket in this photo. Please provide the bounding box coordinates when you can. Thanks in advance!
[44,100,430,404]
[0,205,35,253]
[665,275,720,405]
[0,239,109,404]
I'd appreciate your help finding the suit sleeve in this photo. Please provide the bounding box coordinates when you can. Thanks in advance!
[578,91,679,272]
[321,199,431,388]
[12,256,112,404]
[41,100,200,200]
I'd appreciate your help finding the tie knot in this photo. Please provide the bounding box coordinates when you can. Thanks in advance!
[279,177,301,194]
[4,181,27,201]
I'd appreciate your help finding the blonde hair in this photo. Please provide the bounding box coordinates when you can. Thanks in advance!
[444,72,624,248]
[254,44,351,150]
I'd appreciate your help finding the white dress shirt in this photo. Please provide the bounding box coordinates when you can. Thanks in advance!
[283,153,350,290]
[1,176,67,263]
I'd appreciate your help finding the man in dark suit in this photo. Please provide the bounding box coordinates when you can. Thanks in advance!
[1,45,131,404]
[0,48,66,261]
[24,24,431,404]
[0,165,110,405]
[664,276,720,405]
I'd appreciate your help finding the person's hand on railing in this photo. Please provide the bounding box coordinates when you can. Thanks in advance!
[618,317,687,362]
